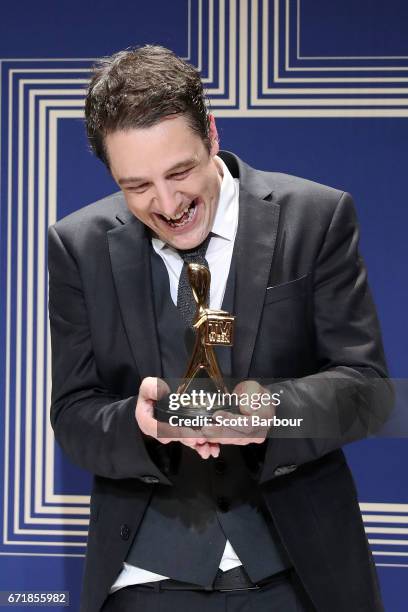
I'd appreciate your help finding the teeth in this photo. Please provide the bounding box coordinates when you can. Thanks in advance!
[164,202,193,222]
[172,209,186,220]
[165,200,197,228]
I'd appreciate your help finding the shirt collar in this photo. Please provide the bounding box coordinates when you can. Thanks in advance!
[210,156,237,242]
[152,155,238,252]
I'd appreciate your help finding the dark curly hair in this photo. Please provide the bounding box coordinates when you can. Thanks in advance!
[85,45,211,168]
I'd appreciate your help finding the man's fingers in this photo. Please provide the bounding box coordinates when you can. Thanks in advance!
[194,442,220,459]
[233,379,263,397]
[201,420,268,445]
[230,380,276,418]
[157,421,207,444]
[209,443,220,458]
[139,377,170,402]
[195,443,211,459]
[136,378,171,439]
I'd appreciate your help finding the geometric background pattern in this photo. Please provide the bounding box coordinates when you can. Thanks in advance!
[0,0,407,608]
[2,54,408,562]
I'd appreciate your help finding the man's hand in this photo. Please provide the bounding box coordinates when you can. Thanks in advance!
[135,377,220,459]
[201,380,275,445]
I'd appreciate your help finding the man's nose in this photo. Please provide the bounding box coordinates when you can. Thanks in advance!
[154,184,181,217]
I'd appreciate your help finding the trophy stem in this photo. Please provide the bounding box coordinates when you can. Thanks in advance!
[154,263,236,421]
[177,333,229,396]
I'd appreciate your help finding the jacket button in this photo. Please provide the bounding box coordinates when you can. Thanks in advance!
[120,524,131,540]
[141,475,159,484]
[214,458,227,474]
[216,496,230,512]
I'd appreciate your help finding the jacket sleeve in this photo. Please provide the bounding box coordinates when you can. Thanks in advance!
[258,192,394,483]
[48,224,171,485]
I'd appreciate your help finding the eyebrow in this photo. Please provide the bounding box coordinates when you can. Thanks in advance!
[118,157,198,186]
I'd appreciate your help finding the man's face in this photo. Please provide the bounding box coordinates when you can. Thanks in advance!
[105,114,222,250]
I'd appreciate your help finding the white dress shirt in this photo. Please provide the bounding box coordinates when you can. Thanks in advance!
[111,156,242,593]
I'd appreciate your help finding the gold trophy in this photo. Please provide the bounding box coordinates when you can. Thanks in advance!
[155,263,237,421]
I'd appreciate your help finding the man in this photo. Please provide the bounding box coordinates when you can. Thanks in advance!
[48,46,393,611]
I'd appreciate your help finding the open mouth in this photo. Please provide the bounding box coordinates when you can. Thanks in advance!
[158,199,198,229]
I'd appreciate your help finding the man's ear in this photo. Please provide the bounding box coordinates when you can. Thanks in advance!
[208,113,219,156]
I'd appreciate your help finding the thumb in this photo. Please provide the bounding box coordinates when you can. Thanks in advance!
[233,380,263,414]
[139,377,170,403]
[239,401,253,415]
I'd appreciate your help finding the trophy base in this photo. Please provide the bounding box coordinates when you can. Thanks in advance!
[154,395,240,424]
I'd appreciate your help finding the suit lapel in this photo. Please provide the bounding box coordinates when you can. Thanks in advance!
[107,214,162,379]
[232,186,280,379]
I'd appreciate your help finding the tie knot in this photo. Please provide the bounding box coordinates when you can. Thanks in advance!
[177,235,211,264]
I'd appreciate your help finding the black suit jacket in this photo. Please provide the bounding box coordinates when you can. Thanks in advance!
[48,151,393,611]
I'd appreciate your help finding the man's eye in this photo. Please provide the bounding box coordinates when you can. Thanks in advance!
[128,184,148,193]
[171,168,192,180]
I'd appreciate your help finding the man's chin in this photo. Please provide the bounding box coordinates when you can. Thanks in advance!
[157,227,209,251]
[168,233,208,251]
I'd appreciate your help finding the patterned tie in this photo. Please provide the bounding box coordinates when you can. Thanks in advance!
[177,235,211,328]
